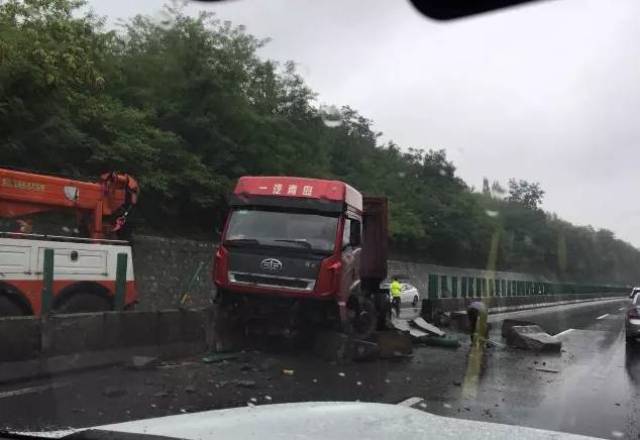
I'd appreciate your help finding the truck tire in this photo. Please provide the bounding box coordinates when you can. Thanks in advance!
[0,295,26,317]
[55,293,111,314]
[348,297,377,339]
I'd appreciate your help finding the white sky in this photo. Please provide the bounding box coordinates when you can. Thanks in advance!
[89,0,640,246]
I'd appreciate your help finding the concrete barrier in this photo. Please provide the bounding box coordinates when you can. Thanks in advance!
[0,308,214,366]
[422,292,625,322]
[0,316,41,361]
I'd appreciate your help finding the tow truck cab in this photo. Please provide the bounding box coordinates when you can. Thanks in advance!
[213,176,388,330]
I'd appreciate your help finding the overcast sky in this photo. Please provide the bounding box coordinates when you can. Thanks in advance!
[89,0,640,247]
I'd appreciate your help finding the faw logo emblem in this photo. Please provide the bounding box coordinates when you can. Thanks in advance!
[260,258,283,272]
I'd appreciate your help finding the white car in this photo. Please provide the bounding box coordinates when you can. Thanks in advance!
[630,287,640,299]
[382,281,421,307]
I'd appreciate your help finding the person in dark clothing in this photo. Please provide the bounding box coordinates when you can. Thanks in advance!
[467,300,488,343]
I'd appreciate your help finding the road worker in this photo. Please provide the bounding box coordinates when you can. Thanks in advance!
[390,276,402,317]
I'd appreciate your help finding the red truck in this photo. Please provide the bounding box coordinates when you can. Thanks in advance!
[213,176,389,337]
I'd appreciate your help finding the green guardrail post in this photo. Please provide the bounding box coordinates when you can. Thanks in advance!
[452,276,458,298]
[41,248,54,315]
[441,275,449,298]
[461,277,467,298]
[114,253,128,311]
[428,274,439,299]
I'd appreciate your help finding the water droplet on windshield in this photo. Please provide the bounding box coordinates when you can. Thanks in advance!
[611,431,624,438]
[320,104,342,127]
[485,210,499,218]
[338,372,346,377]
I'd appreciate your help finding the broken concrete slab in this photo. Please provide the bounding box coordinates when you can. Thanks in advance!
[391,317,430,339]
[505,325,562,352]
[501,319,537,338]
[411,318,445,337]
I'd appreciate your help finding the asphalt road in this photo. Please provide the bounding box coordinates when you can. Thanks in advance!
[0,298,636,440]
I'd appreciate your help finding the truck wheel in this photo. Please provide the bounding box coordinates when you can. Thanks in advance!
[55,294,111,314]
[348,297,377,339]
[0,295,26,317]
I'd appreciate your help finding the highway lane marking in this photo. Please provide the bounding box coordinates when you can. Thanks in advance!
[555,328,574,337]
[0,381,69,399]
[596,313,609,320]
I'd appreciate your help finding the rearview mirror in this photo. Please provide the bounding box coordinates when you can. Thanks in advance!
[408,0,545,20]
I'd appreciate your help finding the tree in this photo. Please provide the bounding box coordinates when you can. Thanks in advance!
[507,179,545,210]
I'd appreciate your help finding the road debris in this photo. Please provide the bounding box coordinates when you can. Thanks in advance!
[282,369,295,376]
[536,368,560,374]
[501,319,537,338]
[420,335,460,348]
[338,372,346,377]
[411,317,445,337]
[201,352,239,364]
[375,331,412,358]
[128,356,158,370]
[505,325,562,352]
[232,380,257,388]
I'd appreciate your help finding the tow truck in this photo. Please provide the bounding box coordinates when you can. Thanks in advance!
[0,167,139,315]
[213,176,389,337]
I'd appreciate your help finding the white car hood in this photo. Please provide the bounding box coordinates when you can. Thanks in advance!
[30,401,602,440]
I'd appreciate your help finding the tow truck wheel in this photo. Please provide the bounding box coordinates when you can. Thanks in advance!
[55,293,111,313]
[347,296,377,339]
[0,295,27,317]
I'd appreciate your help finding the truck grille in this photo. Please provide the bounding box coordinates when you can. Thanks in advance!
[229,271,315,291]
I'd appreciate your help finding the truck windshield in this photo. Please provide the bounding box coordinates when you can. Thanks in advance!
[225,209,339,253]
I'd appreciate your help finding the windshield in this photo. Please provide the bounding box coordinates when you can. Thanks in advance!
[4,0,640,439]
[225,209,339,253]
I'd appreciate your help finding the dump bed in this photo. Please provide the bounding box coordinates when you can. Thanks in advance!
[360,196,388,289]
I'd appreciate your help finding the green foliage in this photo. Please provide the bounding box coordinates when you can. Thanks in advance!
[1,0,639,284]
[507,179,545,210]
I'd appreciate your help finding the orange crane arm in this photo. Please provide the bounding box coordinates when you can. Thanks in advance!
[0,168,139,239]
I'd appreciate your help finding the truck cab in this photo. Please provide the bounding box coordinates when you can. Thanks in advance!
[213,176,387,336]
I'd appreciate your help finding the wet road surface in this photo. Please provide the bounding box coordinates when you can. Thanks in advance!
[0,298,636,440]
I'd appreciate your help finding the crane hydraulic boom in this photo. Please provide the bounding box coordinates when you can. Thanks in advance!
[0,168,139,239]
